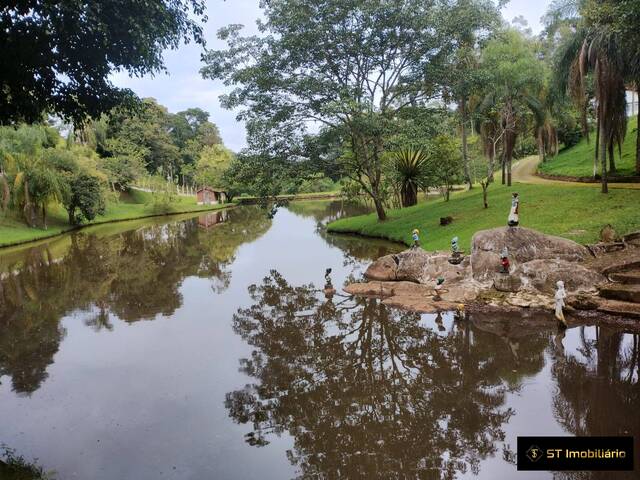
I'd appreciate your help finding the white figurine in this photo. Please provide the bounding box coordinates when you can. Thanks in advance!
[554,280,567,327]
[508,192,519,227]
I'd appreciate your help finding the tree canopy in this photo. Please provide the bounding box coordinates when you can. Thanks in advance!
[0,0,207,124]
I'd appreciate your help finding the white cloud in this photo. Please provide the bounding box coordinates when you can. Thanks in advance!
[111,0,552,152]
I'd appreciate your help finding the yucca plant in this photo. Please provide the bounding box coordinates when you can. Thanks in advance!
[392,148,428,208]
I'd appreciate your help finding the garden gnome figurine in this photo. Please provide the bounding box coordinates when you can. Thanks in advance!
[507,192,520,227]
[451,236,459,254]
[324,268,336,298]
[555,280,567,328]
[448,236,463,265]
[433,277,445,301]
[412,229,420,249]
[500,247,510,274]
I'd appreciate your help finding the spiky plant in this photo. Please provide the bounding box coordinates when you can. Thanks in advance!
[392,148,428,208]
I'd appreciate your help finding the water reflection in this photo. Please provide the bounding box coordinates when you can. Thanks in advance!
[227,272,515,478]
[198,210,229,229]
[227,271,640,479]
[0,207,270,395]
[0,201,638,480]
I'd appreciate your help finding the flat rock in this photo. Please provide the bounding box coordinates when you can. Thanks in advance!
[471,227,590,281]
[344,281,434,298]
[505,291,554,310]
[439,282,483,302]
[381,295,461,314]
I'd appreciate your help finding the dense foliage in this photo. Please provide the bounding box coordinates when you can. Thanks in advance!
[0,98,229,229]
[0,0,206,124]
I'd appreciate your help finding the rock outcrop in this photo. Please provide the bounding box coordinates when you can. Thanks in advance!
[365,248,471,285]
[350,226,617,316]
[471,227,590,281]
[515,259,604,294]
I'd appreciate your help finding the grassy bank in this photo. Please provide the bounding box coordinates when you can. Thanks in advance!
[327,182,640,250]
[539,116,638,178]
[0,190,233,248]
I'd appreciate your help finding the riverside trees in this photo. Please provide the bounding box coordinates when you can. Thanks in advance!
[0,0,207,124]
[202,0,498,221]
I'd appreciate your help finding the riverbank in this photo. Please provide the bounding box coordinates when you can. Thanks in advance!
[236,191,342,204]
[0,190,234,248]
[327,182,640,250]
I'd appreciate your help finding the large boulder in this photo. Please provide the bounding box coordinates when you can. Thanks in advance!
[471,227,590,281]
[365,248,471,284]
[364,254,398,281]
[515,259,605,294]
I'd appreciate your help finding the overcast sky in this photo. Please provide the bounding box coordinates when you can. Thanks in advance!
[111,0,551,152]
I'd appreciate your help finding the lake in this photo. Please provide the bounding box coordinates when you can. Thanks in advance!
[0,201,638,479]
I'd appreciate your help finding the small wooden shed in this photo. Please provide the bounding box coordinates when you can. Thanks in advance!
[196,187,227,205]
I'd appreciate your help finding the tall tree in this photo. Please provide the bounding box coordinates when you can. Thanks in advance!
[479,29,545,186]
[0,0,206,124]
[550,0,632,191]
[202,0,455,221]
[586,0,640,175]
[442,0,501,189]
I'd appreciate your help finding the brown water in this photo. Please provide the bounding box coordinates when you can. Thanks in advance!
[0,201,638,479]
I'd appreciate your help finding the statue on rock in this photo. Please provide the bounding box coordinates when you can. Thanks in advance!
[448,236,463,265]
[412,229,420,249]
[500,247,510,274]
[433,277,445,301]
[554,280,567,328]
[507,192,520,227]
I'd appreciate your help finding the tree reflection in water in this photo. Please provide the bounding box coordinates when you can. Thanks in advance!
[0,207,270,395]
[552,326,640,480]
[227,271,640,479]
[226,271,531,478]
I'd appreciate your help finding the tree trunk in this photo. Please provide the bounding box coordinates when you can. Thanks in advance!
[600,123,608,193]
[373,197,386,221]
[460,96,471,189]
[42,204,47,230]
[401,184,417,207]
[501,154,506,185]
[594,112,600,179]
[481,181,489,208]
[608,142,616,173]
[636,110,640,175]
[0,172,9,211]
[23,179,34,227]
[537,128,545,163]
[507,155,512,187]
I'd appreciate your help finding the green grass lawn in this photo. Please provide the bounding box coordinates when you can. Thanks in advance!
[539,116,638,178]
[327,182,640,250]
[0,190,232,248]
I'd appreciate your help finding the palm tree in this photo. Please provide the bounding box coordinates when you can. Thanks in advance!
[392,148,428,207]
[13,157,63,228]
[552,2,629,192]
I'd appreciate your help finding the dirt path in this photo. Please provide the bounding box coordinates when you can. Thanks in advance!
[511,155,640,189]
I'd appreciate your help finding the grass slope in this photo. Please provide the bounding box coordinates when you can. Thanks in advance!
[327,182,640,250]
[0,190,231,248]
[539,116,638,177]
